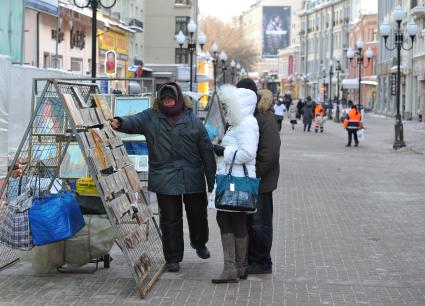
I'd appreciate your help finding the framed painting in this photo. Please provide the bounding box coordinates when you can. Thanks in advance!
[204,91,226,144]
[59,143,88,178]
[114,97,150,141]
[32,96,67,135]
[135,155,148,172]
[31,143,59,167]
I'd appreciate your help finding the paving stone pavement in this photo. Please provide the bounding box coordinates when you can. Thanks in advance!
[1,114,425,306]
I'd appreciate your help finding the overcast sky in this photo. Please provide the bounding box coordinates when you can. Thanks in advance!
[198,0,258,22]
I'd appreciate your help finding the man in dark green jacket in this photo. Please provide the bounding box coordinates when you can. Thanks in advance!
[237,79,281,274]
[111,82,216,272]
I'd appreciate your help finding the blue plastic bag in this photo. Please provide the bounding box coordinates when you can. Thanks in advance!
[29,191,85,246]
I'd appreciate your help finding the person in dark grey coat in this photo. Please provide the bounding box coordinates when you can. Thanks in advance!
[111,82,216,272]
[302,96,314,132]
[237,79,281,275]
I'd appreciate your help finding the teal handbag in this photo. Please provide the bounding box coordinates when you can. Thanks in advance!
[215,150,259,213]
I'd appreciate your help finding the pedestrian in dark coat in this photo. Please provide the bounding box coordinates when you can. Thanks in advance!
[302,96,314,132]
[296,99,304,119]
[111,82,216,272]
[237,79,281,275]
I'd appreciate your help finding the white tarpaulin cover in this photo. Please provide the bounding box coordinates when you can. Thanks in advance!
[0,56,84,176]
[341,79,359,89]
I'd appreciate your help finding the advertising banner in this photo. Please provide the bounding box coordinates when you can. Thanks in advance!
[25,0,59,16]
[262,6,291,58]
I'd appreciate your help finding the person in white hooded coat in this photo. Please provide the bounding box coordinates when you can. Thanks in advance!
[211,85,259,284]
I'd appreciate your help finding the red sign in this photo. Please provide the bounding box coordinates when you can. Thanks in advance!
[288,55,294,75]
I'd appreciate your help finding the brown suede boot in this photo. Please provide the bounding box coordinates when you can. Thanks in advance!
[212,233,239,284]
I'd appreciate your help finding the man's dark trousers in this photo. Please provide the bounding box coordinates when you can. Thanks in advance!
[157,192,209,264]
[347,129,359,146]
[247,192,273,269]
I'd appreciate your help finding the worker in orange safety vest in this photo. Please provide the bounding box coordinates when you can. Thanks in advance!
[314,103,325,133]
[343,105,363,147]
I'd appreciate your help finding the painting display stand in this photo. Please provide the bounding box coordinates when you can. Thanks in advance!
[0,79,165,297]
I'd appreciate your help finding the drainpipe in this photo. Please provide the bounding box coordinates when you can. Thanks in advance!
[36,11,40,67]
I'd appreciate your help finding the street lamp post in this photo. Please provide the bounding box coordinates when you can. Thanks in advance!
[74,0,117,79]
[235,62,241,82]
[334,53,342,122]
[380,5,417,150]
[219,51,228,84]
[210,42,220,91]
[328,60,334,119]
[301,73,309,98]
[230,60,236,84]
[347,40,373,111]
[321,65,327,103]
[176,21,206,91]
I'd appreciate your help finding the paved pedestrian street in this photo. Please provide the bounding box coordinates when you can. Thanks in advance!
[1,115,425,306]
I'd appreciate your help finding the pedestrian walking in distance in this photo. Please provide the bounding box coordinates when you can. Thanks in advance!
[343,105,363,147]
[110,82,216,273]
[210,84,259,283]
[314,102,325,133]
[302,96,314,132]
[288,102,298,130]
[296,99,304,119]
[238,85,281,275]
[273,100,286,131]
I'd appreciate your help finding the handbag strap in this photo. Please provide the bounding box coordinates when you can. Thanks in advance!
[227,150,249,178]
[227,150,238,176]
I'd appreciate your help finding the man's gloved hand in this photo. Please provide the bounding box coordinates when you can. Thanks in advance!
[213,144,225,156]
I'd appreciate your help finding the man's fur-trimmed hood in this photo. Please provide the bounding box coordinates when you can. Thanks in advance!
[218,84,257,126]
[257,89,274,113]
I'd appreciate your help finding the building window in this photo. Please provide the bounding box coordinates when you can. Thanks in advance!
[411,0,418,8]
[43,52,63,69]
[176,16,190,35]
[175,0,191,5]
[87,59,91,75]
[175,48,188,64]
[71,57,83,73]
[52,55,63,69]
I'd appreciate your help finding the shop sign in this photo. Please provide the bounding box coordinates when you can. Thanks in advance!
[99,79,109,93]
[99,31,128,55]
[105,50,117,75]
[70,28,85,50]
[390,73,397,96]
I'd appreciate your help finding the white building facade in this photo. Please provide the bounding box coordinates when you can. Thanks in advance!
[298,0,377,100]
[377,0,425,120]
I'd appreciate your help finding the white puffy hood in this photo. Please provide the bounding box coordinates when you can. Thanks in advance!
[218,85,257,126]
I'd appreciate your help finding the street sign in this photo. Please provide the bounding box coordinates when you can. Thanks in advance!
[390,73,397,96]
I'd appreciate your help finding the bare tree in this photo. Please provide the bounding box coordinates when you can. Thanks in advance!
[200,16,259,72]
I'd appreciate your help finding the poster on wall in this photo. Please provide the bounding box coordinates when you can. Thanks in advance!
[262,6,291,58]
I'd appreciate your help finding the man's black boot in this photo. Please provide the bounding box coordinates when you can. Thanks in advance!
[167,262,180,272]
[191,243,211,259]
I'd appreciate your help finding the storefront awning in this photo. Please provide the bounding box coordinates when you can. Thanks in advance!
[361,80,378,86]
[341,79,359,89]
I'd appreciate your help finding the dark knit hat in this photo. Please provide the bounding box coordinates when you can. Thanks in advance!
[158,85,178,100]
[236,78,257,95]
